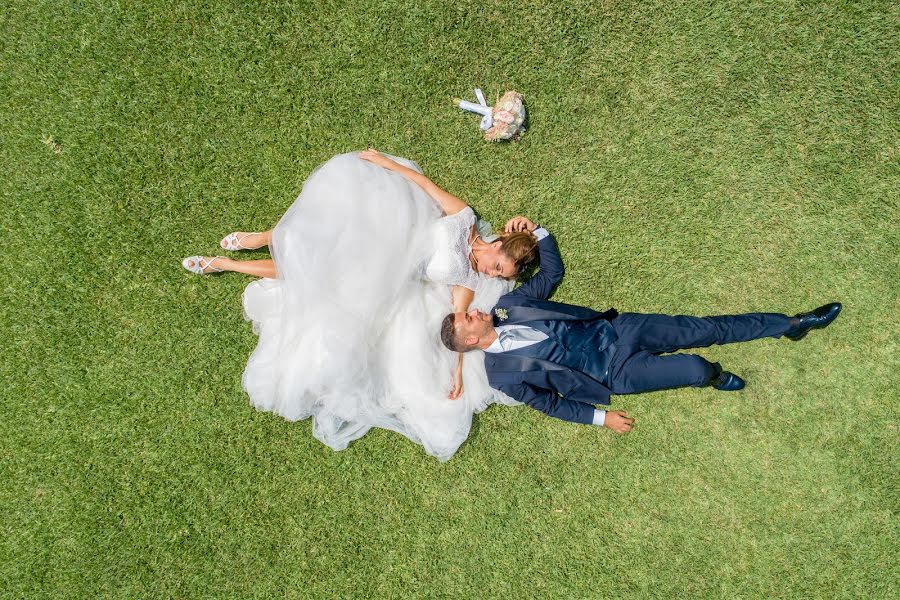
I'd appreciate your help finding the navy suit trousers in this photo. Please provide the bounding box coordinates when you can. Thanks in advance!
[607,312,791,394]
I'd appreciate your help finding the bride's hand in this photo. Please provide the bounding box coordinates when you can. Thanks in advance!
[359,148,397,170]
[448,368,464,400]
[505,215,537,233]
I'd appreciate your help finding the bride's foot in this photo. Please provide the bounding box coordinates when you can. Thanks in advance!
[221,232,266,251]
[182,255,228,274]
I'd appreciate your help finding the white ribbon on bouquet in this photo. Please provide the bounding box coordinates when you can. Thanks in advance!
[456,88,494,131]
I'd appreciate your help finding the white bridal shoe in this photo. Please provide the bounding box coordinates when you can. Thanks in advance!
[182,256,225,274]
[220,232,263,251]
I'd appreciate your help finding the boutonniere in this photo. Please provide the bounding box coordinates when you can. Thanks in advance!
[495,308,509,321]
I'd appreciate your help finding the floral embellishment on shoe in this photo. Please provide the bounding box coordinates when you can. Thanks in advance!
[495,308,509,321]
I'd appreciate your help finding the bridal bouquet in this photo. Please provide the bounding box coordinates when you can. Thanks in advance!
[455,89,527,141]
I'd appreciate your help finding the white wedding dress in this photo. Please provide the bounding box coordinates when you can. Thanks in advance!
[241,152,520,461]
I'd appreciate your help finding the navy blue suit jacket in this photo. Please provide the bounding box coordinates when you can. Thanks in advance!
[483,231,618,424]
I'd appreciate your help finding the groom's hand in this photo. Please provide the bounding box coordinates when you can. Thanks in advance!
[604,411,634,433]
[504,215,537,233]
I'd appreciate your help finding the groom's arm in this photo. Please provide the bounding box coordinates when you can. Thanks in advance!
[499,382,605,426]
[506,228,564,301]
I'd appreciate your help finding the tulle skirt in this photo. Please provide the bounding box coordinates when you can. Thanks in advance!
[241,152,519,461]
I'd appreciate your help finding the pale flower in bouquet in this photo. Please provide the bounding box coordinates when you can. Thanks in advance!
[484,91,526,141]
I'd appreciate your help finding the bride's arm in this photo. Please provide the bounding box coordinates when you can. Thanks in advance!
[448,285,476,400]
[359,149,469,215]
[449,353,465,400]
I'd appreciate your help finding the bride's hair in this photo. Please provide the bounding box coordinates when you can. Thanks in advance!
[495,231,539,277]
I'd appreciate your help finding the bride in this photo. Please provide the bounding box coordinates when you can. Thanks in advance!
[182,150,541,460]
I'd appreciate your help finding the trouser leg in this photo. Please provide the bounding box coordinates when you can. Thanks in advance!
[612,312,791,354]
[610,351,721,395]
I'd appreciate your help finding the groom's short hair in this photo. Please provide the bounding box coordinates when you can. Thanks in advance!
[440,313,468,353]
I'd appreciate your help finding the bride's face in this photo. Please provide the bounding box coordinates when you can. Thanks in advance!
[477,241,517,279]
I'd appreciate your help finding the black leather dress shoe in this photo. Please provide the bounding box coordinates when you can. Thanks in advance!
[711,371,745,391]
[785,302,842,341]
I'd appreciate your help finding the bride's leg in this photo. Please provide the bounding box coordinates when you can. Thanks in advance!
[220,258,278,278]
[244,230,273,248]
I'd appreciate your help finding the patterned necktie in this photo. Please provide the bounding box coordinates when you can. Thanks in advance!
[499,326,549,350]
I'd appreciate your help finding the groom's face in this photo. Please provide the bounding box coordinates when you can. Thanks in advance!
[455,309,494,346]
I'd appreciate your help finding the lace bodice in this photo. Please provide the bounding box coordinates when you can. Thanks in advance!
[422,207,483,290]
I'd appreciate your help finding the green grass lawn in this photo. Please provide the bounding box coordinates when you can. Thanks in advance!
[2,0,897,596]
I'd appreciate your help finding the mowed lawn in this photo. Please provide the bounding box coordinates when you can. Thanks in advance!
[2,0,897,597]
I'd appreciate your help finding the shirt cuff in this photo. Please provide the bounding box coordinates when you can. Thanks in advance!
[532,227,549,241]
[592,409,606,427]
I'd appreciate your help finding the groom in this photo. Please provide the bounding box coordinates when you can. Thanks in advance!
[440,217,841,433]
